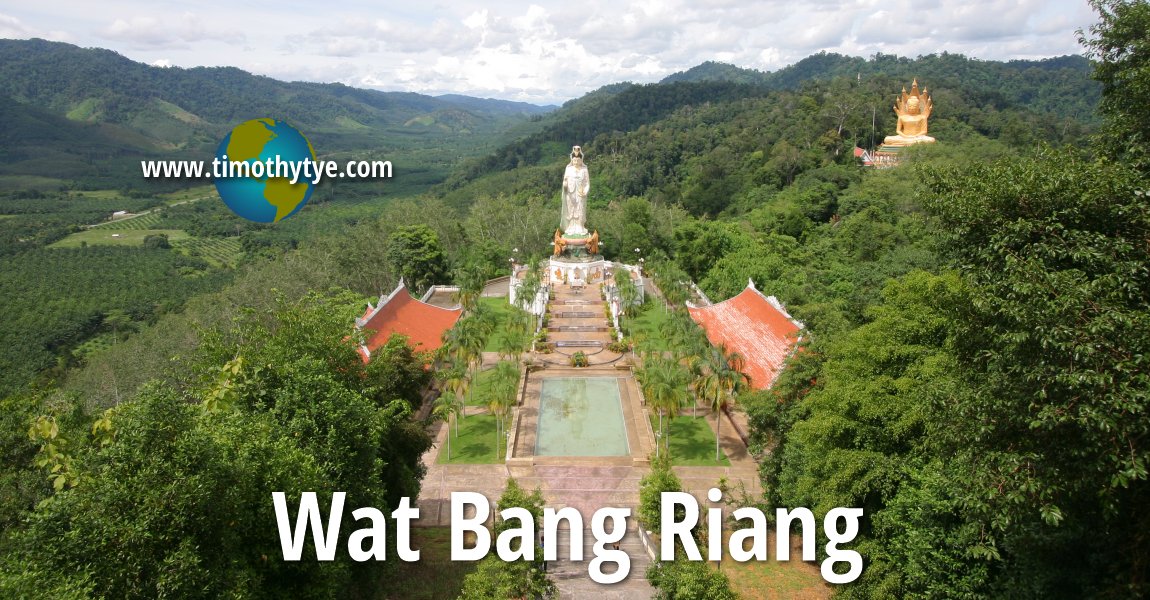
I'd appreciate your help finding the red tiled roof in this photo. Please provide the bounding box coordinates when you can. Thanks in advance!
[356,282,462,361]
[687,282,803,389]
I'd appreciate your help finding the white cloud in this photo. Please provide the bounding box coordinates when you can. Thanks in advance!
[0,1,1101,104]
[100,12,245,49]
[0,13,35,38]
[0,12,71,41]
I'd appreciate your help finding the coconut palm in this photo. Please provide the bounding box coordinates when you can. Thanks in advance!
[705,343,750,461]
[486,360,519,459]
[499,309,531,363]
[455,265,487,312]
[433,392,462,460]
[437,365,469,430]
[455,318,488,409]
[637,354,690,459]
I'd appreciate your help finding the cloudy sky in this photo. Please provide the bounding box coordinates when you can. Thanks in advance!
[1,1,1097,105]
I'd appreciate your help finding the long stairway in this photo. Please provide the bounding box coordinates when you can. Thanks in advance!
[545,282,620,365]
[545,525,653,599]
[533,282,652,597]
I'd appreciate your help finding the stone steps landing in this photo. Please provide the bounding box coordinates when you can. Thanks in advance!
[546,527,654,599]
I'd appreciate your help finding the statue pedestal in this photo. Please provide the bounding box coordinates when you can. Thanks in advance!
[548,256,607,287]
[881,134,935,147]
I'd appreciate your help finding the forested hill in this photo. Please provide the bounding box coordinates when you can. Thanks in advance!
[663,52,1099,121]
[438,51,1099,196]
[436,51,1100,210]
[0,39,551,186]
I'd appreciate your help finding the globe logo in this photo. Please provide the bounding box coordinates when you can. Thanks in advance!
[213,119,316,223]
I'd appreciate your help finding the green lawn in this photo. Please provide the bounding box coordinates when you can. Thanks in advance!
[721,531,831,600]
[379,527,478,599]
[437,413,506,464]
[466,367,498,407]
[625,302,673,352]
[50,228,190,248]
[650,413,731,467]
[478,297,524,352]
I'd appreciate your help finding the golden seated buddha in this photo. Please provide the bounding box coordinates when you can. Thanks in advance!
[883,79,935,147]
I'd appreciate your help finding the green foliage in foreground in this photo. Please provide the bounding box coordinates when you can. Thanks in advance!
[457,478,554,599]
[757,149,1150,598]
[647,414,731,467]
[0,292,433,598]
[647,558,737,600]
[638,454,684,535]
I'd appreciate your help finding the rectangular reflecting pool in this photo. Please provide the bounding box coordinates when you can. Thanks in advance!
[536,377,629,456]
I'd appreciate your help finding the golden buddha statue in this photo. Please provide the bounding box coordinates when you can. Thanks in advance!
[883,79,935,147]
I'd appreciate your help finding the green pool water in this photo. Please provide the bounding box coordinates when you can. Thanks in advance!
[536,377,629,456]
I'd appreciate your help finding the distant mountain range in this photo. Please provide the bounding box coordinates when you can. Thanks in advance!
[660,52,1098,119]
[0,39,1101,191]
[0,39,553,187]
[439,51,1100,194]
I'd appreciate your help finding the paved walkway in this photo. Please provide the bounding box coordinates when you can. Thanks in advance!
[415,279,763,599]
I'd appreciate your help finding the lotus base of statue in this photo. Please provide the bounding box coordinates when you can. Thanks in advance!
[553,229,600,258]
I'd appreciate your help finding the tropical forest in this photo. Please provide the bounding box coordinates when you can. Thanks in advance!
[0,1,1147,598]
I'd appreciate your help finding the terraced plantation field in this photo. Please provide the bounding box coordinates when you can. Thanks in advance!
[173,237,243,267]
[50,228,190,248]
[89,212,164,230]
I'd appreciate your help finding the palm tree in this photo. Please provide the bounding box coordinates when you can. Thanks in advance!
[638,355,689,459]
[661,280,689,311]
[487,361,519,459]
[456,265,487,312]
[437,360,471,427]
[455,318,487,410]
[706,343,750,461]
[433,392,462,460]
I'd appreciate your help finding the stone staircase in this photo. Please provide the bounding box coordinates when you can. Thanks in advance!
[545,284,619,363]
[545,526,654,599]
[518,465,654,598]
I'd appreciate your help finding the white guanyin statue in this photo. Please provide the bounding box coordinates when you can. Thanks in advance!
[561,145,589,236]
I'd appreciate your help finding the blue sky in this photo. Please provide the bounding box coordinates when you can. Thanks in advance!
[0,1,1097,104]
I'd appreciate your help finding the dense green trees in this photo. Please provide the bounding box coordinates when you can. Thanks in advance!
[925,150,1149,595]
[386,224,450,296]
[0,292,433,598]
[0,245,230,397]
[1081,0,1150,169]
[458,478,554,599]
[0,32,1132,599]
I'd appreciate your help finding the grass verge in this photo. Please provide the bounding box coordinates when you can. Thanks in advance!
[379,527,478,599]
[721,531,831,600]
[650,413,731,467]
[436,413,505,464]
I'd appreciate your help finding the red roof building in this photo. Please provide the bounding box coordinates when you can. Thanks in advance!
[354,280,462,361]
[687,279,804,390]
